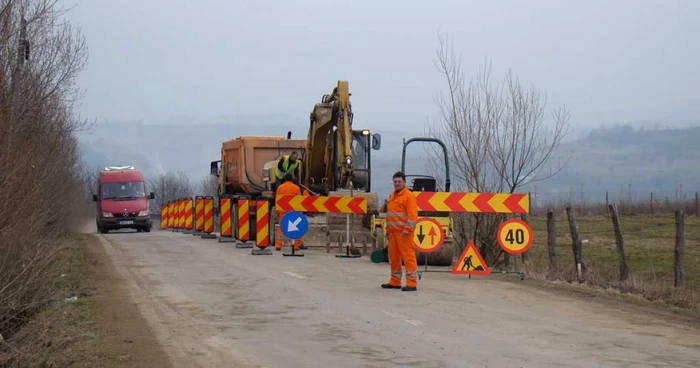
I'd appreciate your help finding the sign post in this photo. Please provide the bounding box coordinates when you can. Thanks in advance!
[281,211,308,257]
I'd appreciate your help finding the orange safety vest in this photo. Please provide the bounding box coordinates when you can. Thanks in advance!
[385,187,418,233]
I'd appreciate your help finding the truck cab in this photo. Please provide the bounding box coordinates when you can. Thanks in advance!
[92,166,155,233]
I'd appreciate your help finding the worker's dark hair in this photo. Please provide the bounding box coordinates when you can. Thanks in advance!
[284,173,294,181]
[392,171,406,180]
[290,151,298,156]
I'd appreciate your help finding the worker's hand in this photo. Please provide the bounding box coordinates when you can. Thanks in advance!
[402,229,409,237]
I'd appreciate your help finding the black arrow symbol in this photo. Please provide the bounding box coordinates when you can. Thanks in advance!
[417,225,425,244]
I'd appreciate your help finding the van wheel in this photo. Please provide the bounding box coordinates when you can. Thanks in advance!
[144,226,151,233]
[99,226,108,234]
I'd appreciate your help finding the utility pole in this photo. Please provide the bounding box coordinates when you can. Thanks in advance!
[8,16,28,152]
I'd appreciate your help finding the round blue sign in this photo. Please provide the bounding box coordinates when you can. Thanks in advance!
[280,211,308,239]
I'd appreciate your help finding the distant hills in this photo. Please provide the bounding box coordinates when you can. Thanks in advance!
[523,124,700,206]
[77,119,700,205]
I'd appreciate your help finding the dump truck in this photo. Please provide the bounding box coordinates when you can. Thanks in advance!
[210,133,306,200]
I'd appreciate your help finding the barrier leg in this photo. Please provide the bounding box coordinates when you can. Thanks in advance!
[336,213,361,258]
[282,238,304,257]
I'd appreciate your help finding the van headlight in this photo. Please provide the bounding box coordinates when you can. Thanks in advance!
[102,212,113,217]
[138,210,149,217]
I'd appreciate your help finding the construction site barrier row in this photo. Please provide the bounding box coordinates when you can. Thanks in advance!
[162,194,368,250]
[157,192,533,278]
[160,196,217,238]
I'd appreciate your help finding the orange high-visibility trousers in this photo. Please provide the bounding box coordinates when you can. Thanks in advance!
[387,230,418,287]
[275,223,303,250]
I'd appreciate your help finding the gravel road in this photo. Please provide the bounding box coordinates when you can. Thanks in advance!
[93,228,700,368]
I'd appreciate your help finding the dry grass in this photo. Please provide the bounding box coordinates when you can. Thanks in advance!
[0,234,112,367]
[519,212,700,315]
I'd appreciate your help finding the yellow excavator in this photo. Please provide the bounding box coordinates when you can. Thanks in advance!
[370,137,456,266]
[262,81,381,196]
[262,81,382,249]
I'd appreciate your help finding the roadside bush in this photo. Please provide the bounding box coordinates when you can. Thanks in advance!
[0,0,90,339]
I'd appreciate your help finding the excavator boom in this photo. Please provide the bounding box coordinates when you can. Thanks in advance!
[306,80,378,194]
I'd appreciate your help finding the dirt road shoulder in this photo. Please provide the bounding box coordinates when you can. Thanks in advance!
[84,234,173,367]
[0,233,172,368]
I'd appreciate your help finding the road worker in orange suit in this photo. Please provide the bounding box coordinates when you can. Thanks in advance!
[382,171,419,291]
[275,173,304,251]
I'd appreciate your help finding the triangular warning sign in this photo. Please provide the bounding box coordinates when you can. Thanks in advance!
[451,241,491,275]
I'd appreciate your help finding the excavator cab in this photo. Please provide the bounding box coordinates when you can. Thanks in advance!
[348,129,381,192]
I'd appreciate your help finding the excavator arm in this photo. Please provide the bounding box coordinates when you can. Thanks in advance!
[306,80,355,193]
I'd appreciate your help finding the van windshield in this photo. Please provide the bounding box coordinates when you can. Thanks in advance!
[102,181,146,200]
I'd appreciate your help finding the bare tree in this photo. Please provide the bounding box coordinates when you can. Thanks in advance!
[148,171,195,212]
[426,32,571,266]
[0,0,91,342]
[198,174,219,198]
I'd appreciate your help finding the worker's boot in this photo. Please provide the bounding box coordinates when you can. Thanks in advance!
[381,283,401,289]
[401,286,417,292]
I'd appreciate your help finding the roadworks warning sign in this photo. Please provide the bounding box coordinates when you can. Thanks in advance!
[451,241,491,275]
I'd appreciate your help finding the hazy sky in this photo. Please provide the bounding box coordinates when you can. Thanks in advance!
[65,0,700,137]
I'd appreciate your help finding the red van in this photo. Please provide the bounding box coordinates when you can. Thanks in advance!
[92,166,155,233]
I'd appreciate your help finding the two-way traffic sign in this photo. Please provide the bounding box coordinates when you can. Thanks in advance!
[413,218,444,253]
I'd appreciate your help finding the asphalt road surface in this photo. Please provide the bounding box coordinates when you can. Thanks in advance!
[93,228,700,368]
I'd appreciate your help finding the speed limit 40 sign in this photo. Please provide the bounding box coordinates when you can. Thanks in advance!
[497,219,533,255]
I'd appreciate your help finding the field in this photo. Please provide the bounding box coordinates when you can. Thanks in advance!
[522,210,700,314]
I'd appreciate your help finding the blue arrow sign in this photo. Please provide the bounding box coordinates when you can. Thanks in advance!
[280,211,308,239]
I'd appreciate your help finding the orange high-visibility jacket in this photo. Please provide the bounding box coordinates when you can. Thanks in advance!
[385,187,418,233]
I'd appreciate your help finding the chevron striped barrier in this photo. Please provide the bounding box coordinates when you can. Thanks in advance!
[167,201,175,229]
[256,200,270,247]
[251,200,272,255]
[413,192,530,213]
[201,196,217,239]
[235,199,255,248]
[219,197,235,243]
[275,194,367,214]
[193,196,204,235]
[183,198,194,233]
[178,199,185,230]
[160,205,168,229]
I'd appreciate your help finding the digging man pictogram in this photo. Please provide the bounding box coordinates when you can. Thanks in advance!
[461,254,474,271]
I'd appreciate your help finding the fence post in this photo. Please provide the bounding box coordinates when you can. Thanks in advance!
[608,204,629,282]
[650,192,654,216]
[674,210,685,287]
[566,206,586,278]
[520,213,529,264]
[547,209,556,270]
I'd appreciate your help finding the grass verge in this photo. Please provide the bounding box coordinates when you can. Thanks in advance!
[520,213,700,316]
[0,234,113,367]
